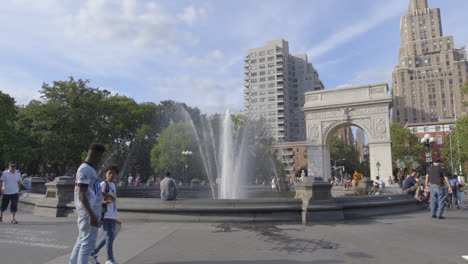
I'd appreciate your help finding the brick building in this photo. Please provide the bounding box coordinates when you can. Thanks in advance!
[269,141,308,177]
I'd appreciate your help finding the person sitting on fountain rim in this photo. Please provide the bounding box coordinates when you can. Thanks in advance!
[402,169,423,201]
[160,171,177,201]
[352,170,362,191]
[372,176,385,195]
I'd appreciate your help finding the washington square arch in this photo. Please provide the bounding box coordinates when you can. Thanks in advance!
[303,83,393,181]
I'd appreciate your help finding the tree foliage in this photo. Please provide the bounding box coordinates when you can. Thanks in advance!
[150,122,203,181]
[330,135,368,175]
[390,123,424,168]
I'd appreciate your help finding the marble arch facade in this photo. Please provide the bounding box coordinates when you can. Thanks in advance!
[303,83,393,181]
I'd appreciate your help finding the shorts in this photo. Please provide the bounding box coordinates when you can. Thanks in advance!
[404,185,418,196]
[1,193,19,213]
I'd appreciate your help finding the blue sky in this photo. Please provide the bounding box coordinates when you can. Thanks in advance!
[1,0,467,114]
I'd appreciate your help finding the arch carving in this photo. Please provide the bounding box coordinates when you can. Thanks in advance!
[303,83,393,181]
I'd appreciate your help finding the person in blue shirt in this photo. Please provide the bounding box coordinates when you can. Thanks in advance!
[402,170,423,200]
[448,175,459,208]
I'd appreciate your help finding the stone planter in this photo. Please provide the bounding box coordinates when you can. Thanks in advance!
[30,177,47,194]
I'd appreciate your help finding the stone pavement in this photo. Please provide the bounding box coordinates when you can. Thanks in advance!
[0,206,467,264]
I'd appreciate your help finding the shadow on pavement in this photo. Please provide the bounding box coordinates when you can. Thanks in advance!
[157,260,344,264]
[213,223,339,254]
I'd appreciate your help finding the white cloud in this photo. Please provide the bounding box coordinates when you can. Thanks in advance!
[151,75,243,114]
[0,67,43,105]
[337,68,393,88]
[307,0,407,59]
[64,0,202,50]
[178,6,207,26]
[184,49,224,66]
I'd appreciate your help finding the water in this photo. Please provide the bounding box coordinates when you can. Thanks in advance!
[180,108,250,199]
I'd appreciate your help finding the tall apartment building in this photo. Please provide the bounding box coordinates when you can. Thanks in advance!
[244,39,324,142]
[392,0,468,124]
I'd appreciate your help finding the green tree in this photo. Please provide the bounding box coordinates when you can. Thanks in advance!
[0,91,18,168]
[390,123,424,168]
[150,122,202,182]
[24,77,111,174]
[330,135,363,175]
[442,116,468,173]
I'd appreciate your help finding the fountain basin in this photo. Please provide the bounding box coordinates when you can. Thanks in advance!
[19,193,425,223]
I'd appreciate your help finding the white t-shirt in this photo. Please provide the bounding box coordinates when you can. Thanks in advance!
[374,179,385,188]
[128,176,133,185]
[1,170,22,195]
[74,163,102,218]
[101,181,118,220]
[22,178,31,190]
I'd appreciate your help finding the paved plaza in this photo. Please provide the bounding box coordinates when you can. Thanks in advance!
[0,205,467,264]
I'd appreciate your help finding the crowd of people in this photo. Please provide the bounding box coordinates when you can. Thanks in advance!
[1,143,467,263]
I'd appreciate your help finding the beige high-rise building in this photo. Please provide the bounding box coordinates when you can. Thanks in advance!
[244,39,324,142]
[393,0,468,124]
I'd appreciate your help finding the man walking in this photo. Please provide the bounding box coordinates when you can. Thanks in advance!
[0,162,23,224]
[425,159,452,219]
[70,143,106,264]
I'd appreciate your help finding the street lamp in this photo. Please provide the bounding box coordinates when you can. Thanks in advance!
[331,158,345,181]
[181,150,193,184]
[376,161,381,178]
[420,134,435,165]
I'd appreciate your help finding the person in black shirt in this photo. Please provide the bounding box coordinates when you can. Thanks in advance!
[425,159,452,219]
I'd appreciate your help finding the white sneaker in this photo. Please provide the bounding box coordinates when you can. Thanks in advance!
[105,260,119,264]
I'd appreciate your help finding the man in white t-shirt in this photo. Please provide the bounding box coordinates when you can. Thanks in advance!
[92,164,120,264]
[70,143,106,264]
[0,162,23,224]
[127,175,133,186]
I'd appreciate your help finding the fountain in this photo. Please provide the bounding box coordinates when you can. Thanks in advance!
[181,108,252,199]
[19,93,426,223]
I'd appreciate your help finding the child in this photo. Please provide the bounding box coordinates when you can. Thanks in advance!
[92,164,120,264]
[456,181,467,209]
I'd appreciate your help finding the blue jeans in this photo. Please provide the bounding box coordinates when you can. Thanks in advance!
[430,184,448,217]
[92,218,116,261]
[70,216,98,264]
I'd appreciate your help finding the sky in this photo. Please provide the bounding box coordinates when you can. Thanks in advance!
[1,0,468,115]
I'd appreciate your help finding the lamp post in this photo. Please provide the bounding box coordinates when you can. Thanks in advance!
[331,158,345,182]
[181,150,192,184]
[420,134,435,165]
[376,161,381,178]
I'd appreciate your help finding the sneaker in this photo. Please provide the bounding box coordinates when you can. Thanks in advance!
[432,215,436,218]
[105,260,119,264]
[437,216,446,220]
